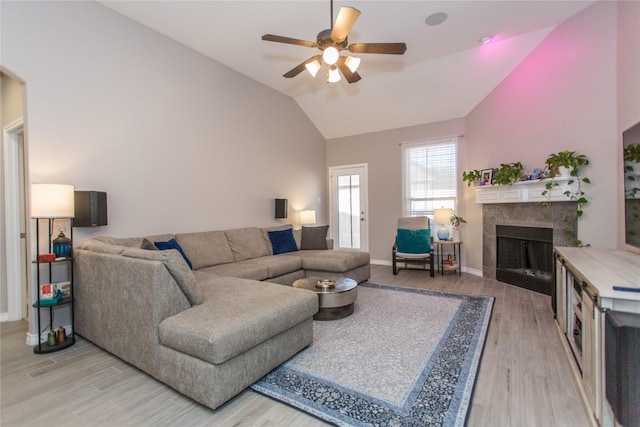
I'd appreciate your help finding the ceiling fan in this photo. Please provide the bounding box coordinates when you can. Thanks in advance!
[261,1,407,84]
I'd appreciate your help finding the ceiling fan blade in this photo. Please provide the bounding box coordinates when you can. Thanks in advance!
[262,34,317,48]
[330,7,361,42]
[336,57,362,84]
[348,43,407,55]
[283,55,321,78]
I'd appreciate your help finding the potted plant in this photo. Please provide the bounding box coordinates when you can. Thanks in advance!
[545,150,589,177]
[541,150,591,246]
[450,214,466,241]
[462,169,482,187]
[492,162,523,185]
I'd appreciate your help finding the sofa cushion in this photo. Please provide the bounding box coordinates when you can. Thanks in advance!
[78,239,127,255]
[296,249,370,272]
[197,260,269,281]
[225,228,271,261]
[300,225,329,250]
[176,231,235,269]
[252,254,303,278]
[158,277,318,364]
[121,248,204,306]
[267,228,298,255]
[154,238,193,270]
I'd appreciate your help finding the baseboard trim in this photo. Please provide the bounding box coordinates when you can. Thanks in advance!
[372,260,483,278]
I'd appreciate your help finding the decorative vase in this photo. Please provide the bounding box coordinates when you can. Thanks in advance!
[53,228,71,257]
[452,229,462,242]
[437,228,449,241]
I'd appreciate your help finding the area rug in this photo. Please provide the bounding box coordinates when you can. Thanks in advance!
[250,282,494,427]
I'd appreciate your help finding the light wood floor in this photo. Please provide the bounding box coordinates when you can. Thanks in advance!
[1,265,592,426]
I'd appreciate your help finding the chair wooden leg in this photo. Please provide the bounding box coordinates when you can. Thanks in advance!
[392,253,398,275]
[429,253,435,277]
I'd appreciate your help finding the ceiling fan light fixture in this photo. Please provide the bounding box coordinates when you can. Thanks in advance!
[322,46,340,65]
[345,56,361,73]
[327,65,341,83]
[305,59,322,77]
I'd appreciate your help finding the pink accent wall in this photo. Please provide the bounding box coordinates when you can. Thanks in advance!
[464,1,619,271]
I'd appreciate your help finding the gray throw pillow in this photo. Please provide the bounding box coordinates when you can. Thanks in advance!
[300,225,329,250]
[140,238,158,250]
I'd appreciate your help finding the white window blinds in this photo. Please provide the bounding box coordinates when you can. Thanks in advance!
[401,137,458,218]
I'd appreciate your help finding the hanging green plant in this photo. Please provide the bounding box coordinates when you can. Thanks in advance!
[492,162,523,185]
[540,150,591,246]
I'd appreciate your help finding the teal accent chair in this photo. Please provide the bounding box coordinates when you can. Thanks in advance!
[392,216,435,276]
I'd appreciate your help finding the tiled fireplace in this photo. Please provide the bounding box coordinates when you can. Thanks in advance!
[482,202,577,294]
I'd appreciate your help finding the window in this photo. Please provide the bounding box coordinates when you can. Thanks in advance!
[401,137,458,219]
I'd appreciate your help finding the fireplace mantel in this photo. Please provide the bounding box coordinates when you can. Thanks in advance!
[475,177,577,204]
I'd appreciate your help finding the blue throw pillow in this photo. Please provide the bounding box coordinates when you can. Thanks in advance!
[154,238,193,269]
[268,228,299,255]
[397,228,430,254]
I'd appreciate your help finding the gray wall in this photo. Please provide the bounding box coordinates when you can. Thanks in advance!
[326,119,465,264]
[1,1,326,332]
[1,1,327,237]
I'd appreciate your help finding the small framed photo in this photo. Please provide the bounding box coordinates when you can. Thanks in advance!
[56,281,71,298]
[481,168,494,185]
[40,283,55,300]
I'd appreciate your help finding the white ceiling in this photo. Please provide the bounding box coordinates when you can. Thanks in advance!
[99,1,595,139]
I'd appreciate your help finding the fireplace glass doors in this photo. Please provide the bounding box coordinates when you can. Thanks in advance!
[496,225,554,295]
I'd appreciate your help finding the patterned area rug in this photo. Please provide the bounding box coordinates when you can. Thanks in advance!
[250,282,494,427]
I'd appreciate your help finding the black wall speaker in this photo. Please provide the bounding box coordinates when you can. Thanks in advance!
[605,310,640,427]
[275,198,288,219]
[74,191,108,227]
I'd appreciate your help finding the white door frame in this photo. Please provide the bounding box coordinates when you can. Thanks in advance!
[3,118,26,321]
[328,163,369,252]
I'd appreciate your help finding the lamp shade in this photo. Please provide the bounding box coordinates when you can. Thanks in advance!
[31,184,75,218]
[300,210,316,225]
[433,208,453,226]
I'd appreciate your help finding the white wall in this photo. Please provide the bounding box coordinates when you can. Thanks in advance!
[1,1,326,335]
[463,1,619,271]
[326,119,465,263]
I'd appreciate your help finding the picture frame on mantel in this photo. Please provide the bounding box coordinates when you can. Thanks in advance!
[481,168,493,186]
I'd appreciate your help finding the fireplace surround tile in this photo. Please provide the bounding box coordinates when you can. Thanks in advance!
[483,202,577,280]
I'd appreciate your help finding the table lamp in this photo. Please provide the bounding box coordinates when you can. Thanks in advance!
[433,208,453,241]
[300,210,316,226]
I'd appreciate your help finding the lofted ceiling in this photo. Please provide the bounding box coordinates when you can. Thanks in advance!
[99,1,595,139]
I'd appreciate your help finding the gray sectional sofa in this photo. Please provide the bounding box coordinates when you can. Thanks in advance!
[74,225,370,410]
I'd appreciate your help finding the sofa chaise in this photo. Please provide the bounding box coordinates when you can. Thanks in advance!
[74,225,370,410]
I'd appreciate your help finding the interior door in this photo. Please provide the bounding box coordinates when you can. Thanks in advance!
[329,164,368,251]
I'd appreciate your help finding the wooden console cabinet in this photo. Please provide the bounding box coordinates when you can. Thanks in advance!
[554,247,640,427]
